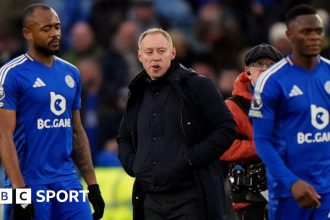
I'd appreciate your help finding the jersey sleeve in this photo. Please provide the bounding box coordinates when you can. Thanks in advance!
[0,69,19,110]
[250,76,299,190]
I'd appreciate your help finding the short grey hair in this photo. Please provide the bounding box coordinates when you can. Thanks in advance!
[138,28,173,49]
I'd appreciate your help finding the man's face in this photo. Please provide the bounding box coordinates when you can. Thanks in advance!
[138,32,176,80]
[247,57,276,86]
[286,14,324,57]
[24,8,61,55]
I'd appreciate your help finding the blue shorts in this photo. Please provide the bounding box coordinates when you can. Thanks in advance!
[4,178,92,220]
[269,193,330,220]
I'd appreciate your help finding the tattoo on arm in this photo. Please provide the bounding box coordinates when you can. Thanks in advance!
[72,111,96,185]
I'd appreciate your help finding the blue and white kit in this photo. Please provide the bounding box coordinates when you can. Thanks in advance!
[0,54,92,220]
[0,54,81,186]
[250,56,330,219]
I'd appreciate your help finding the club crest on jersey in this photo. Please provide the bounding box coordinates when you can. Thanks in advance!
[0,85,5,100]
[65,75,75,88]
[324,81,330,95]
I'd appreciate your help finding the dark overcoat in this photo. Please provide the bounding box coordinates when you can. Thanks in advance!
[117,61,236,220]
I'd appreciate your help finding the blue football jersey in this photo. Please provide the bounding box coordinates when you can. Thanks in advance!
[0,54,81,186]
[250,56,330,198]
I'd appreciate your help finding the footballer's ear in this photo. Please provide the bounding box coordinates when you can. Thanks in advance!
[286,29,293,41]
[23,28,32,41]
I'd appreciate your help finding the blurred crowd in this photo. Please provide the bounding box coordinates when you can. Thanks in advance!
[0,0,330,167]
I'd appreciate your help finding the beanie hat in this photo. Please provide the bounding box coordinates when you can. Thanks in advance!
[244,43,283,66]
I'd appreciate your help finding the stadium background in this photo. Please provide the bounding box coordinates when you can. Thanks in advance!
[0,0,329,219]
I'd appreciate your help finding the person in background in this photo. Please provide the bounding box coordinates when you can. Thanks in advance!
[117,28,236,220]
[77,56,103,158]
[217,68,240,99]
[0,4,104,220]
[62,21,102,66]
[221,43,283,220]
[95,138,122,167]
[250,4,330,220]
[268,22,292,56]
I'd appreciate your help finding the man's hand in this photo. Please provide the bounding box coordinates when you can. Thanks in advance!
[88,184,105,220]
[291,179,321,208]
[12,203,34,220]
[12,188,34,220]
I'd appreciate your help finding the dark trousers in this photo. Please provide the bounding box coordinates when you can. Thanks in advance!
[144,186,202,220]
[237,204,267,220]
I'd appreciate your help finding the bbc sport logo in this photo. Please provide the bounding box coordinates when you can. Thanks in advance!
[0,188,89,204]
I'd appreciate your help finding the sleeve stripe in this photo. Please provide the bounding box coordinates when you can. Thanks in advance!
[320,56,330,65]
[0,55,27,85]
[55,56,78,70]
[255,59,287,93]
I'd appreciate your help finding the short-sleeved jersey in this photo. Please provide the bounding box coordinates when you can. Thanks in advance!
[250,56,330,198]
[0,54,81,186]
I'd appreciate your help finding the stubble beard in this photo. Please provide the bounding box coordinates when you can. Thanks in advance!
[35,44,60,56]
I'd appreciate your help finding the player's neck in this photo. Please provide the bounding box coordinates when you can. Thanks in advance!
[27,50,55,67]
[291,52,319,71]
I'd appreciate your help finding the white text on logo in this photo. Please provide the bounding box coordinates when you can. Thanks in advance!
[0,189,88,204]
[297,132,330,144]
[37,118,71,130]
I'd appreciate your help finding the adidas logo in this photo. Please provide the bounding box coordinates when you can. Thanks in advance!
[289,85,303,97]
[33,77,46,88]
